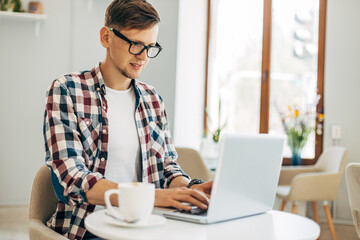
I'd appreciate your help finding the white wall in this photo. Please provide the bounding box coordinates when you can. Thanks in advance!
[0,0,75,206]
[140,0,179,133]
[0,0,179,205]
[323,0,360,223]
[173,0,207,149]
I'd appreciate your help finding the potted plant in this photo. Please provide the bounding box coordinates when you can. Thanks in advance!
[0,0,25,12]
[201,98,227,163]
[209,98,227,143]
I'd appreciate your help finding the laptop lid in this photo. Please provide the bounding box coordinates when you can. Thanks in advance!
[206,134,285,223]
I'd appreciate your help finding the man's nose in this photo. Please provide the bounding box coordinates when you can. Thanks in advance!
[136,49,148,60]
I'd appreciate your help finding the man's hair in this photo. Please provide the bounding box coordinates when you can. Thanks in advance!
[105,0,160,30]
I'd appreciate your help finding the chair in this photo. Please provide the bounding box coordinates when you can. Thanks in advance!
[28,165,67,240]
[276,146,347,240]
[345,163,360,238]
[176,147,214,182]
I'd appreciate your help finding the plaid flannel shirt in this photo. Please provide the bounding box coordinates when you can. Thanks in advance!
[43,63,189,239]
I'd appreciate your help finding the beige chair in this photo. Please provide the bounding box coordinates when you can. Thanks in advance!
[345,163,360,238]
[176,147,214,182]
[28,165,67,240]
[276,146,347,240]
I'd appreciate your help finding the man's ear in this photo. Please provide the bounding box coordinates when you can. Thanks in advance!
[100,26,111,48]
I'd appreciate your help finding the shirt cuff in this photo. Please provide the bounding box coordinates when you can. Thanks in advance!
[80,172,104,202]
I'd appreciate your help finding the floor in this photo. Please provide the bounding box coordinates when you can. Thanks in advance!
[0,206,358,240]
[0,206,29,240]
[319,222,358,240]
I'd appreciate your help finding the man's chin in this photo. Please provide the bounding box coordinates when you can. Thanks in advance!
[128,74,140,80]
[120,70,140,80]
[128,72,142,80]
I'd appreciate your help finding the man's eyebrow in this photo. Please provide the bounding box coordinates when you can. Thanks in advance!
[131,39,156,46]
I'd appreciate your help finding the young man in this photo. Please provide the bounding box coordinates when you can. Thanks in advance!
[43,0,212,239]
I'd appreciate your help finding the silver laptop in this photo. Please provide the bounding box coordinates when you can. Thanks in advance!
[154,134,285,224]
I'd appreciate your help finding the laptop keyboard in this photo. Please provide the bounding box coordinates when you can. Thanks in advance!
[176,207,208,216]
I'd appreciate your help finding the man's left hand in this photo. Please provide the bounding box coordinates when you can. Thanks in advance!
[190,181,213,198]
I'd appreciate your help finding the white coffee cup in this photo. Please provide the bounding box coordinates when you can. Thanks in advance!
[104,182,155,223]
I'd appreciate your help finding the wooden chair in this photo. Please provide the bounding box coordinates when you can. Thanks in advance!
[276,146,347,240]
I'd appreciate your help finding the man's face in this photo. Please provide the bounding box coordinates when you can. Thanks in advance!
[108,25,159,80]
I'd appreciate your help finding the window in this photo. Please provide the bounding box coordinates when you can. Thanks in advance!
[205,0,326,164]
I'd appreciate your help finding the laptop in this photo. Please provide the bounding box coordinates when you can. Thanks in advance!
[153,134,285,224]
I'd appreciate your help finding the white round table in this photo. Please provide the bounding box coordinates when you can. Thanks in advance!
[85,210,320,240]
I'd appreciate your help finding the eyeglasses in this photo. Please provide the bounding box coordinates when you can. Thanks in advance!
[109,27,162,58]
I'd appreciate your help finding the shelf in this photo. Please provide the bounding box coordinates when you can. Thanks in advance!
[0,11,47,21]
[0,11,48,37]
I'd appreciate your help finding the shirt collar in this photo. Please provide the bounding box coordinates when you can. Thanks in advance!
[92,62,141,96]
[91,62,106,94]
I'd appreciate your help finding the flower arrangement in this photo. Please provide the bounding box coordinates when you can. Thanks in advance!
[276,94,324,165]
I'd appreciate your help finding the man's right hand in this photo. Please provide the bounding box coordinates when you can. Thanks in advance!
[155,188,209,211]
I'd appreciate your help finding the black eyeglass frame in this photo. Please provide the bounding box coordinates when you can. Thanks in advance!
[108,27,163,58]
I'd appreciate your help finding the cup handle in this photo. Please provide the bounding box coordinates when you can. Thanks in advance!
[104,189,122,219]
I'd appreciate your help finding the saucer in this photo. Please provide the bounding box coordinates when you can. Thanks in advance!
[105,212,166,228]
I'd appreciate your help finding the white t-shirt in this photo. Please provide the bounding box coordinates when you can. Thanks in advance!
[104,85,141,184]
[95,85,141,211]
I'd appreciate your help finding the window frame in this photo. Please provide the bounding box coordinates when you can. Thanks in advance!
[204,0,327,165]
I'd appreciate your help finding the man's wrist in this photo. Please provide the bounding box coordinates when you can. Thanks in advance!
[186,178,205,189]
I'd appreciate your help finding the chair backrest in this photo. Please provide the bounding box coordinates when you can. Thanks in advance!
[315,146,347,174]
[176,147,213,182]
[29,165,58,223]
[346,163,360,238]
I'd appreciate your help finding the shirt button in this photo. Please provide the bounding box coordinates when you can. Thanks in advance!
[101,158,105,162]
[102,129,107,134]
[85,121,90,125]
[103,105,107,110]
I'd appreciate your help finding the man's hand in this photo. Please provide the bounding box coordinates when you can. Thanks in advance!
[155,187,209,211]
[190,181,213,198]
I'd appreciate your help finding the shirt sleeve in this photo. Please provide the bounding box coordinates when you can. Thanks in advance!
[159,97,190,188]
[43,79,103,206]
